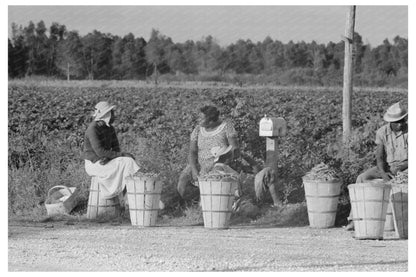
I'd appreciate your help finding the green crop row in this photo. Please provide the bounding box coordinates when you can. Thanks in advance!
[8,84,407,222]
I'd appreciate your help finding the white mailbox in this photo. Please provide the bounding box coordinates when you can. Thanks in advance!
[259,115,287,137]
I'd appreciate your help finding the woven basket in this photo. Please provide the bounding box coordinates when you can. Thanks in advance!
[45,185,76,216]
[126,175,162,227]
[303,177,342,228]
[198,176,239,229]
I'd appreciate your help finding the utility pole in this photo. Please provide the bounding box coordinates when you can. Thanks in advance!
[67,62,70,81]
[342,5,356,143]
[90,49,94,80]
[154,62,158,85]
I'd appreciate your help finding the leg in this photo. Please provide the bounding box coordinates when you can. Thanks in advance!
[269,182,283,206]
[85,157,139,199]
[177,165,193,198]
[346,166,383,230]
[356,166,383,183]
[351,166,383,217]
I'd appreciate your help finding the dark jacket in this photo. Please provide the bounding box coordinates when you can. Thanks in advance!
[82,121,121,163]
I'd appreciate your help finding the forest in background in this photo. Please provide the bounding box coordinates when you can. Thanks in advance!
[8,20,408,87]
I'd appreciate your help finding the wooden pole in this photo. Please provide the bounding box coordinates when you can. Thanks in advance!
[90,49,94,80]
[342,6,356,143]
[67,62,70,81]
[265,137,280,206]
[265,137,279,169]
[154,62,159,85]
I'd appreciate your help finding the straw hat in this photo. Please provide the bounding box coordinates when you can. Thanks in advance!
[94,101,116,120]
[383,102,407,122]
[211,145,233,162]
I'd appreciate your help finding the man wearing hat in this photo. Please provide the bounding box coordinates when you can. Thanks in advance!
[345,101,408,230]
[83,101,140,200]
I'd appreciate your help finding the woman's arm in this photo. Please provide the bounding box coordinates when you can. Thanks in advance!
[87,125,121,160]
[225,121,240,159]
[189,139,199,180]
[228,136,240,159]
[110,127,121,152]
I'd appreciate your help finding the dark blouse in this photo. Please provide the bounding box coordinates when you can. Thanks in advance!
[82,121,121,163]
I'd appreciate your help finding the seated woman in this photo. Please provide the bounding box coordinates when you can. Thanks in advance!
[82,101,140,199]
[177,105,240,201]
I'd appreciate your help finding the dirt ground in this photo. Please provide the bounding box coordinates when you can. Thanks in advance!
[8,219,407,271]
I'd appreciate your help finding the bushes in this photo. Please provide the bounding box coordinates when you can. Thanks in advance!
[8,84,407,218]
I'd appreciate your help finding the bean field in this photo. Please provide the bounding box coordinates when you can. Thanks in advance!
[8,82,408,222]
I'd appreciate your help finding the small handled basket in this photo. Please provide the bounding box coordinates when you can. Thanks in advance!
[45,185,76,216]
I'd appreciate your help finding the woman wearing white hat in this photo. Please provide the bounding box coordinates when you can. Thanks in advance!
[82,101,140,199]
[345,101,408,231]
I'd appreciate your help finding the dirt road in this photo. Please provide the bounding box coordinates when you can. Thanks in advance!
[8,220,407,271]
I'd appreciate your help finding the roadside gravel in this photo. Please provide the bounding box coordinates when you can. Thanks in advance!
[8,220,407,271]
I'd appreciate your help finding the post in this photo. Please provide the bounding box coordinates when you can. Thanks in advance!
[265,137,279,169]
[259,116,287,206]
[90,49,94,80]
[342,5,356,143]
[67,62,70,81]
[266,137,280,205]
[154,62,158,85]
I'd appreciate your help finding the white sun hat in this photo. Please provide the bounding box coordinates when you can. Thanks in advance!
[383,102,407,122]
[211,145,233,162]
[93,101,116,120]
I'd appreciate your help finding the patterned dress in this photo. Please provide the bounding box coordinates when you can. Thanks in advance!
[190,120,237,174]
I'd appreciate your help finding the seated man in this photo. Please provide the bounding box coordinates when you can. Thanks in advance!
[346,101,408,230]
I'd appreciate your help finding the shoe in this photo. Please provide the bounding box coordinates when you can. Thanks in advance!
[232,198,242,212]
[344,220,354,231]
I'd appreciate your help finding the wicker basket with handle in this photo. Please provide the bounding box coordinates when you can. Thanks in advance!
[45,185,76,216]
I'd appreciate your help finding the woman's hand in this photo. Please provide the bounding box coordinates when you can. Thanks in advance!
[99,157,111,165]
[122,152,135,160]
[191,167,199,181]
[231,146,240,160]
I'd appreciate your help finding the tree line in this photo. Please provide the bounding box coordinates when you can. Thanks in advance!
[8,20,408,87]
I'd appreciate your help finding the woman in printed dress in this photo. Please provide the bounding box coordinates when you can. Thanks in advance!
[177,105,240,200]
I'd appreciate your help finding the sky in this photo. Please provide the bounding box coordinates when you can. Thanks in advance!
[7,4,408,47]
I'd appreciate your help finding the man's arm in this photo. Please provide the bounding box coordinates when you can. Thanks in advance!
[376,144,392,181]
[240,152,261,174]
[391,161,408,175]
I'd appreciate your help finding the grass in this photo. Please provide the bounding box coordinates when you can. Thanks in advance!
[251,203,309,227]
[8,78,407,93]
[6,160,319,228]
[158,204,204,227]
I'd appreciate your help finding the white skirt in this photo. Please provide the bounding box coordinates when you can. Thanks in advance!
[85,157,140,199]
